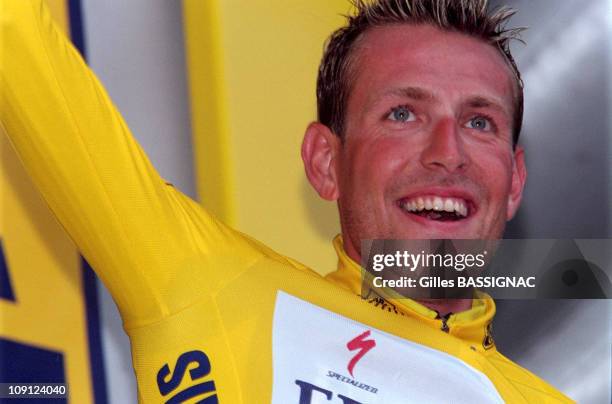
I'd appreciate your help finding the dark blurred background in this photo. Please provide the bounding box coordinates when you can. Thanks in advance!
[491,1,610,402]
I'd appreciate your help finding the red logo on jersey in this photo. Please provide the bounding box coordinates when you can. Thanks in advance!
[346,330,376,377]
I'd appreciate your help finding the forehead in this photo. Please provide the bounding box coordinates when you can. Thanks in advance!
[348,24,515,113]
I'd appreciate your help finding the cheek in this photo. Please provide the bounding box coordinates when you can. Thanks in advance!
[472,151,514,203]
[346,138,409,190]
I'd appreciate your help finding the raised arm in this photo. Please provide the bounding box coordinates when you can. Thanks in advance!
[0,0,261,328]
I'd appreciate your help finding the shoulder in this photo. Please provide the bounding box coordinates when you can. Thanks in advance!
[487,351,575,403]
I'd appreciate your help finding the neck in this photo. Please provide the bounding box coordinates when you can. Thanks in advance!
[343,235,473,316]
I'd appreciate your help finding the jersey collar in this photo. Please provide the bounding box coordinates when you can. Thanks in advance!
[325,235,497,352]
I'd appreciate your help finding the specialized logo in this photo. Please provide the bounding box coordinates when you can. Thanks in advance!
[346,330,376,377]
[272,291,504,403]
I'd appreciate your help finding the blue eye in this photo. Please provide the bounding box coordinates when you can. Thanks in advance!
[387,106,415,122]
[466,116,492,131]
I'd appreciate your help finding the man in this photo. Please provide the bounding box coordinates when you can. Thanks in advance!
[303,0,527,316]
[1,0,571,402]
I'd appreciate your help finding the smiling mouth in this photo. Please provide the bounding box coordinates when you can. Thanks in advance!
[398,195,472,222]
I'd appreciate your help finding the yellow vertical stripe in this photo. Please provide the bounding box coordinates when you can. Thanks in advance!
[183,0,236,225]
[183,0,349,273]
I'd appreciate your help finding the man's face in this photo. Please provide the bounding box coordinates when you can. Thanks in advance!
[334,24,526,260]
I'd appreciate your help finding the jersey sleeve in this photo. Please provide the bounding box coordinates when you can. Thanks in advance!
[0,0,262,328]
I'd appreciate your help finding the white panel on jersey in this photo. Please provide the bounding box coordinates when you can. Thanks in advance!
[271,291,503,404]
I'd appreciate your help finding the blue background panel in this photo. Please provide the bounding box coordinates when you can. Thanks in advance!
[0,337,66,403]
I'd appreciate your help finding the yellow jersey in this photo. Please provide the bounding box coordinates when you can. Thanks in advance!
[1,0,572,402]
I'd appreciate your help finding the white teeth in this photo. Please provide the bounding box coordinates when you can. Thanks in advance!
[444,199,454,212]
[433,197,443,211]
[402,195,469,218]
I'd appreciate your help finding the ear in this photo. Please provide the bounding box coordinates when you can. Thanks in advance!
[301,122,341,201]
[506,145,527,220]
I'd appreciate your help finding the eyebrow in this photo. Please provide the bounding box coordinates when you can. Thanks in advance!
[364,86,435,113]
[386,86,435,101]
[465,96,507,114]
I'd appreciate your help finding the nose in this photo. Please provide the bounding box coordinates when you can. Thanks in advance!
[419,117,469,173]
